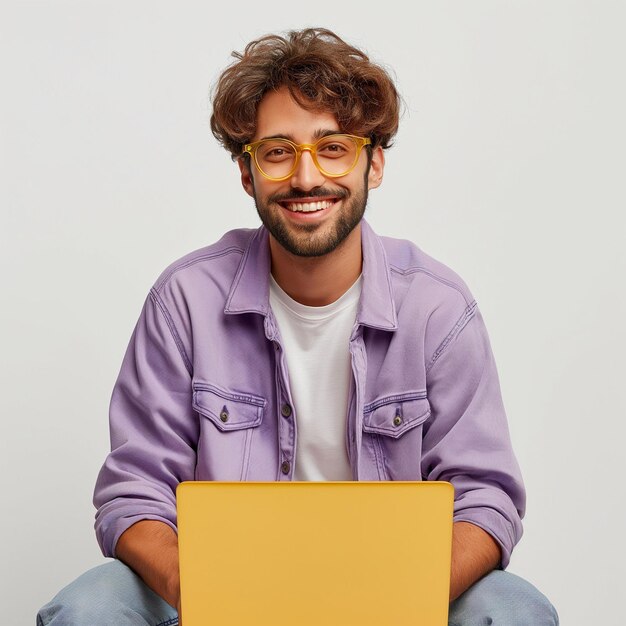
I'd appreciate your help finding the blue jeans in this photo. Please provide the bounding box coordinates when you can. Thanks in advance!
[37,560,559,625]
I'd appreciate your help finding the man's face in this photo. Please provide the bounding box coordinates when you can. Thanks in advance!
[239,86,384,257]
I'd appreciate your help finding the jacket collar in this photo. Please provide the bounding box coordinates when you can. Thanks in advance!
[224,219,398,332]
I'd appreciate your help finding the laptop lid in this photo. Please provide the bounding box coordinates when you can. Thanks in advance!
[177,481,453,626]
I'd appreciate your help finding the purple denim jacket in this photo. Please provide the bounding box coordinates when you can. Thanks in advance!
[93,220,525,567]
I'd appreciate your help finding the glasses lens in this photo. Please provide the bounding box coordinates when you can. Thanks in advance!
[315,135,358,176]
[255,140,297,179]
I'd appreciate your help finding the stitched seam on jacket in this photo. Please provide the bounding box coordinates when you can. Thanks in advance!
[363,390,427,412]
[389,265,472,307]
[374,235,398,327]
[374,435,389,480]
[426,300,478,374]
[149,288,193,376]
[192,381,266,406]
[225,237,257,312]
[154,246,244,293]
[241,428,253,481]
[363,412,430,438]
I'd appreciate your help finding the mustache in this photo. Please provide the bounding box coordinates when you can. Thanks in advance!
[268,188,348,204]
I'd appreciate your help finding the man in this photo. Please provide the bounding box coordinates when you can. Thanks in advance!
[38,28,558,625]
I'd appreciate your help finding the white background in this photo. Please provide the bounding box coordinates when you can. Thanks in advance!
[1,1,624,624]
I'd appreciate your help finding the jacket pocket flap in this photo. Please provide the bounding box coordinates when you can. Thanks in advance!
[363,394,431,439]
[192,382,265,432]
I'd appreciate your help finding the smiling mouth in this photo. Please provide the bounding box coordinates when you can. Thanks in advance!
[278,198,339,213]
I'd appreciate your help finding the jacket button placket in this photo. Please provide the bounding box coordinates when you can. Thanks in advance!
[273,337,295,481]
[278,400,294,479]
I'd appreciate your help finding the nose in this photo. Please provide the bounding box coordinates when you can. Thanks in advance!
[289,148,326,191]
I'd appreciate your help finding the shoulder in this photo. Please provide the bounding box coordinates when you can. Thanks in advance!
[151,227,255,296]
[375,231,480,365]
[379,233,475,308]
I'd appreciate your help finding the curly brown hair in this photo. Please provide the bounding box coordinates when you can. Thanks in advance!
[210,28,401,159]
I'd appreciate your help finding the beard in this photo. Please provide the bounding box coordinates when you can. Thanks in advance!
[251,176,370,258]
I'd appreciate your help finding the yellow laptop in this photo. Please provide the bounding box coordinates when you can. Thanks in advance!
[177,481,454,626]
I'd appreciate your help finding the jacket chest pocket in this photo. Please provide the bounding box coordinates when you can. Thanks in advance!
[192,382,266,481]
[362,393,431,481]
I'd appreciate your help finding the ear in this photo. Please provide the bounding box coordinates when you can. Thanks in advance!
[367,146,385,190]
[238,157,255,198]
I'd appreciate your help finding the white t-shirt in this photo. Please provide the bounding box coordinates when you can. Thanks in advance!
[269,274,362,481]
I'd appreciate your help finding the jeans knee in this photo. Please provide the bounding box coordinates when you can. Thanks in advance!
[36,561,177,626]
[449,570,559,626]
[37,594,114,626]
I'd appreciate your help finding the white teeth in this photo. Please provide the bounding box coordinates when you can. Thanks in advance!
[284,200,334,212]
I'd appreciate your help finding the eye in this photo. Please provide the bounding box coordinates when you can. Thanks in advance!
[266,148,287,157]
[318,142,351,159]
[260,144,295,162]
[320,143,346,153]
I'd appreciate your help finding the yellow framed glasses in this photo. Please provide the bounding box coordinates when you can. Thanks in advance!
[242,134,372,182]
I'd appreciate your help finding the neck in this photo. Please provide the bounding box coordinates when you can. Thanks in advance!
[269,224,363,306]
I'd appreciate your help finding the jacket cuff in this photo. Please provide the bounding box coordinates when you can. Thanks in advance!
[453,506,521,569]
[95,503,178,558]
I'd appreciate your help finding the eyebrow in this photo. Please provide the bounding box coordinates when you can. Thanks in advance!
[258,128,342,142]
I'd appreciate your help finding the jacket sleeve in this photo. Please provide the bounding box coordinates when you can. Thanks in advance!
[93,288,197,558]
[421,303,526,568]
